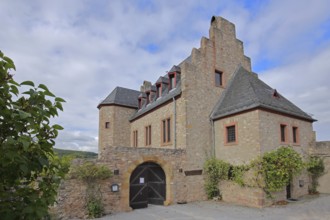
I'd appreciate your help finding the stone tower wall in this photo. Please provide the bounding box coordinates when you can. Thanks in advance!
[98,105,136,155]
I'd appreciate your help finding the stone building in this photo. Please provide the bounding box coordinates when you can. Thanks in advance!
[96,16,316,212]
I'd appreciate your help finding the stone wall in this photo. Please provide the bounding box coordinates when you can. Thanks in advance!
[258,110,314,155]
[98,105,136,154]
[214,109,314,206]
[55,147,198,219]
[311,141,330,193]
[214,110,261,164]
[259,110,314,199]
[219,181,265,207]
[130,96,186,149]
[100,146,207,207]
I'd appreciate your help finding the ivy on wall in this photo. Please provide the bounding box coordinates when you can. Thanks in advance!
[203,158,230,199]
[204,146,306,199]
[307,156,325,194]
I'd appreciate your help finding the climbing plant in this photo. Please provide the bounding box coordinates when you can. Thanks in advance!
[70,161,112,218]
[307,156,325,194]
[204,158,230,199]
[229,164,250,187]
[204,146,305,199]
[257,146,304,194]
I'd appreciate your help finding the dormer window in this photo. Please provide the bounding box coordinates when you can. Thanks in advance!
[138,98,142,109]
[146,92,150,105]
[169,72,176,90]
[215,70,223,87]
[156,83,162,98]
[273,89,280,98]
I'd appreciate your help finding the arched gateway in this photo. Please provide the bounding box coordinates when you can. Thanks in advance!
[129,162,166,209]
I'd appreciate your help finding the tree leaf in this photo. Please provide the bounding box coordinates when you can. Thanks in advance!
[18,110,31,119]
[55,97,66,103]
[44,90,55,97]
[20,81,35,87]
[38,84,49,91]
[53,124,64,130]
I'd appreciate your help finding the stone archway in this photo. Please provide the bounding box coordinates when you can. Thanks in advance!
[120,156,173,211]
[129,162,166,209]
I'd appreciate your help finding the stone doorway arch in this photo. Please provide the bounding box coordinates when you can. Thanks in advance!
[129,162,166,209]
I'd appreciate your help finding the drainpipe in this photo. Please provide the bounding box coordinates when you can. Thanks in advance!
[211,119,215,157]
[173,97,177,149]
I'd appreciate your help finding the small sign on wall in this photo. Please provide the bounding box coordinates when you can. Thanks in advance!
[111,184,119,192]
[139,177,145,184]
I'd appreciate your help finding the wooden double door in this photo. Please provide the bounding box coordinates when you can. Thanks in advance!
[129,162,166,209]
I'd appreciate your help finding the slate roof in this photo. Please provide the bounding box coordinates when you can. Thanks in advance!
[97,86,140,108]
[211,67,315,122]
[129,81,181,121]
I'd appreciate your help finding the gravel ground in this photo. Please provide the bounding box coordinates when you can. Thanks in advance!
[97,194,330,220]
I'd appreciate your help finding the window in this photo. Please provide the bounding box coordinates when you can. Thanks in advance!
[156,83,162,98]
[133,130,138,147]
[138,98,142,109]
[280,124,287,143]
[226,125,236,143]
[215,70,223,87]
[292,126,299,144]
[169,73,176,90]
[105,122,110,129]
[145,125,151,146]
[146,92,150,105]
[162,117,171,144]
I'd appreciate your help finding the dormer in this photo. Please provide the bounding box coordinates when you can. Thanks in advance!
[168,65,181,91]
[145,86,156,105]
[156,76,169,98]
[150,85,156,102]
[138,93,146,109]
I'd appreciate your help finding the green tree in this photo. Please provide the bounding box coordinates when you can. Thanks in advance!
[0,51,66,219]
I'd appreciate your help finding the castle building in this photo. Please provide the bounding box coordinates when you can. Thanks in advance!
[97,16,316,211]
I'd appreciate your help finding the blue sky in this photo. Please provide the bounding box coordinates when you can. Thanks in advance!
[1,0,330,152]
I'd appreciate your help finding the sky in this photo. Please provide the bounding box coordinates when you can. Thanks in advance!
[1,0,330,152]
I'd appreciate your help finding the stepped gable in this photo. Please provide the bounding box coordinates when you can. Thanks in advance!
[211,66,316,122]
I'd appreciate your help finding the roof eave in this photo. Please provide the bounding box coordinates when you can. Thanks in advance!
[97,103,138,109]
[212,105,316,123]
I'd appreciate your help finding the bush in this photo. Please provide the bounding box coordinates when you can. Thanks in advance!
[307,156,325,194]
[87,198,104,218]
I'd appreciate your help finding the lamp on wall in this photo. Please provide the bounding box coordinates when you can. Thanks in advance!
[299,180,304,187]
[111,184,119,192]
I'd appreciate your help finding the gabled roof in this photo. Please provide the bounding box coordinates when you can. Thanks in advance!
[211,67,315,122]
[97,86,140,109]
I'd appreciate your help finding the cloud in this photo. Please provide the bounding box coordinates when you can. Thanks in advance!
[260,43,330,141]
[1,0,329,151]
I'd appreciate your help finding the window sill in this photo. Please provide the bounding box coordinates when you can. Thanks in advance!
[224,141,238,146]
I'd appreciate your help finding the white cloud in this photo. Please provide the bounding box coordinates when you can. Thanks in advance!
[260,43,330,141]
[1,0,330,151]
